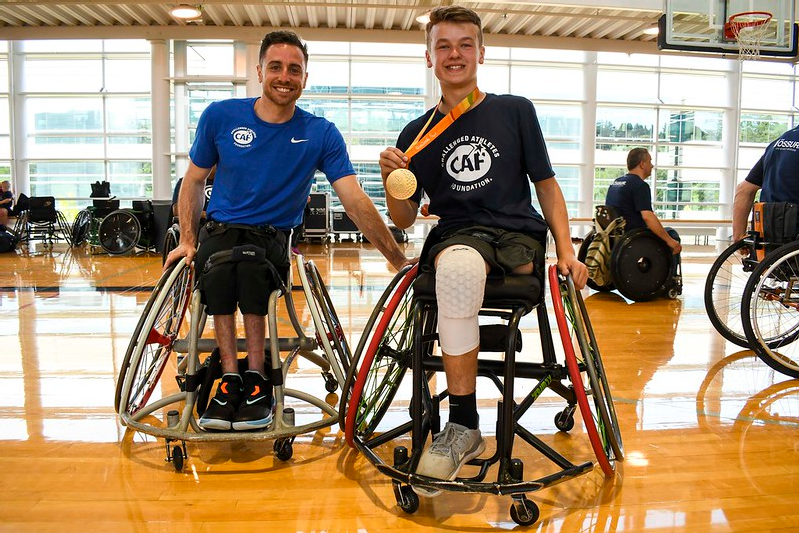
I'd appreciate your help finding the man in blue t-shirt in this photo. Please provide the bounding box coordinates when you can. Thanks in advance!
[605,148,682,260]
[733,124,799,242]
[165,30,408,432]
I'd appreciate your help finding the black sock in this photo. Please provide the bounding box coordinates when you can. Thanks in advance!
[448,392,478,430]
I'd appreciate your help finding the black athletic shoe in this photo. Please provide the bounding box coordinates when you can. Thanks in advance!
[232,370,274,431]
[198,373,243,431]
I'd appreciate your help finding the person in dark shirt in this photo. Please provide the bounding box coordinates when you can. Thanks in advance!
[732,124,799,242]
[378,5,586,495]
[605,147,682,256]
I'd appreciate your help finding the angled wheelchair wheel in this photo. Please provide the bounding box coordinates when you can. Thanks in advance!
[577,230,615,292]
[303,259,353,380]
[704,240,753,347]
[161,224,180,266]
[345,264,418,447]
[610,230,671,302]
[741,241,799,379]
[99,209,141,255]
[71,209,92,246]
[116,259,193,417]
[549,265,623,477]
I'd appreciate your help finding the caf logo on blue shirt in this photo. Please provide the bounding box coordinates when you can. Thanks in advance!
[232,127,256,148]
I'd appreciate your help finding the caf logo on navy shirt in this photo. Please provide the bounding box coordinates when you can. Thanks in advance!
[441,135,500,192]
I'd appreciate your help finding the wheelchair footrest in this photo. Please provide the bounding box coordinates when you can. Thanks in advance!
[375,460,592,496]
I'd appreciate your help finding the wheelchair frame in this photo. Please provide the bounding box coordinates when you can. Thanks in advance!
[340,263,623,527]
[115,252,351,471]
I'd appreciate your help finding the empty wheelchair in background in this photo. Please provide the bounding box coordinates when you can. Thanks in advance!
[340,259,623,527]
[14,196,74,247]
[73,199,155,255]
[115,246,352,472]
[579,205,682,301]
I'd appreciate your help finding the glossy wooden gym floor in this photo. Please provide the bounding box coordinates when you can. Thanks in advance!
[0,237,797,532]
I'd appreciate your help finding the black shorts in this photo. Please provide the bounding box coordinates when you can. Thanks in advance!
[194,222,289,316]
[421,224,545,278]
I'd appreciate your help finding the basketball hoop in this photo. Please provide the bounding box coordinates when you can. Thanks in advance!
[725,11,773,60]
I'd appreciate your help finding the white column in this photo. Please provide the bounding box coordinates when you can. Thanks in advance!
[150,39,171,201]
[173,41,188,182]
[719,60,742,241]
[579,51,599,236]
[9,41,28,195]
[244,40,261,97]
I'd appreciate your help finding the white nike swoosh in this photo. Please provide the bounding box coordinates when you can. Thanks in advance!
[246,397,264,405]
[291,138,309,143]
[213,399,227,406]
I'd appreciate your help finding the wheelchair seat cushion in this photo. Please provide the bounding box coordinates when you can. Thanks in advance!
[413,270,542,313]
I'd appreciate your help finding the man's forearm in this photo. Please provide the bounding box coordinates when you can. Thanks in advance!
[347,194,407,270]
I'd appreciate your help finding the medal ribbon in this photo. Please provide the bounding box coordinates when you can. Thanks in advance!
[404,87,481,161]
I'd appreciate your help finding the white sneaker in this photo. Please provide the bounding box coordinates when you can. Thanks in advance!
[414,422,486,497]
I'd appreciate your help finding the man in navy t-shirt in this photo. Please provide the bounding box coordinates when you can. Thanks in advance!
[605,147,682,257]
[733,124,799,242]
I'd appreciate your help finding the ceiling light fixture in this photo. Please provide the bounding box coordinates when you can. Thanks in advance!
[643,25,660,35]
[416,13,430,25]
[170,4,202,19]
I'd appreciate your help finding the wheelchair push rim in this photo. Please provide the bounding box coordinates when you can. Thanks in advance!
[548,265,623,477]
[704,239,753,348]
[117,259,193,417]
[345,263,418,448]
[741,241,799,378]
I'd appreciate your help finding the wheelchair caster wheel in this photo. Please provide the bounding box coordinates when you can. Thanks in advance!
[398,485,419,514]
[510,496,539,526]
[274,438,293,461]
[171,445,184,473]
[554,409,575,431]
[668,287,679,299]
[323,372,338,393]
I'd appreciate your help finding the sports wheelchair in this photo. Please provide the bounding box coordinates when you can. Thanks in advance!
[705,201,799,378]
[72,199,155,255]
[340,262,623,527]
[579,205,682,301]
[115,248,351,472]
[13,196,74,248]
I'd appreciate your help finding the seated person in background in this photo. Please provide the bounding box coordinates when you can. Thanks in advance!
[165,30,408,432]
[0,180,13,229]
[605,148,682,268]
[732,123,799,243]
[379,5,586,495]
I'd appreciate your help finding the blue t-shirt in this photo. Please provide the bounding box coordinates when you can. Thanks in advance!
[190,98,355,229]
[397,94,552,240]
[604,174,652,231]
[745,125,799,203]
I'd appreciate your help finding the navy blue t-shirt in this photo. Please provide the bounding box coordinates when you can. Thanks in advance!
[604,174,652,231]
[396,94,553,241]
[745,125,799,203]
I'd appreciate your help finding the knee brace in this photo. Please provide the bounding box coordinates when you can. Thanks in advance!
[435,245,487,356]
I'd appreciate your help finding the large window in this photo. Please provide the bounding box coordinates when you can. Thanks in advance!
[3,37,799,224]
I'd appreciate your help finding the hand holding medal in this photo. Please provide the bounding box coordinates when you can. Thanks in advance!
[385,88,480,201]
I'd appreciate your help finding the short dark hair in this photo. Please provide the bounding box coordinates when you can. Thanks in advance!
[627,148,650,171]
[259,30,308,66]
[425,5,483,49]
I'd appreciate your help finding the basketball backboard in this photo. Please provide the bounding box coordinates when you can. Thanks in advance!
[659,0,797,58]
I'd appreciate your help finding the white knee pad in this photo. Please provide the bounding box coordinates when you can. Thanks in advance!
[435,245,487,356]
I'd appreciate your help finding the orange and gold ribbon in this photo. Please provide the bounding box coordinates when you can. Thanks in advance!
[404,87,481,161]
